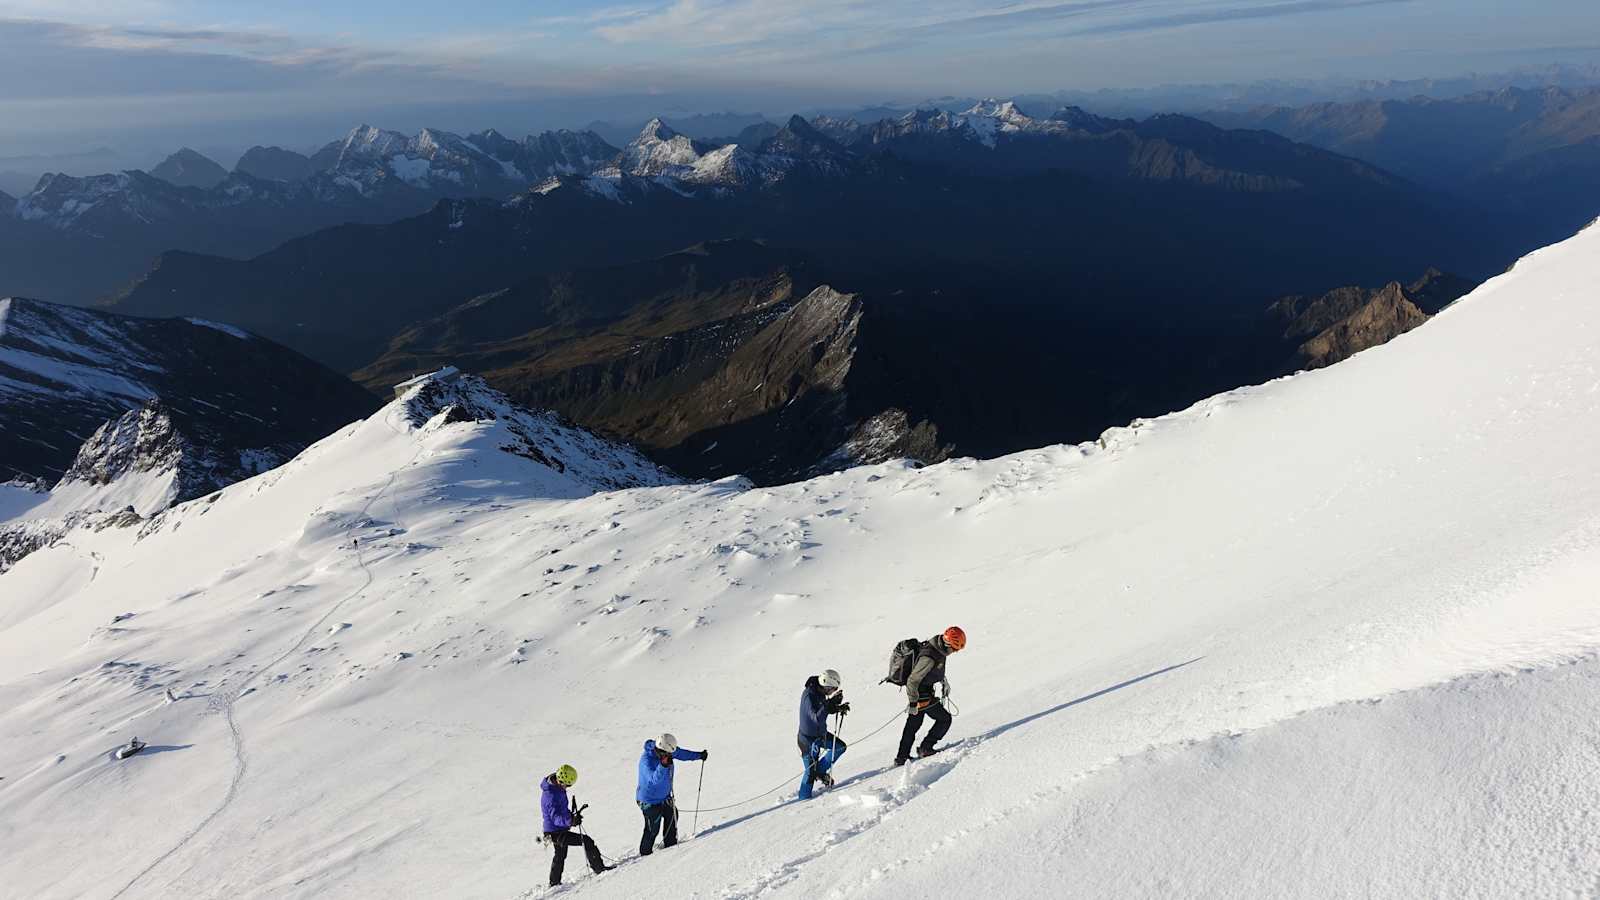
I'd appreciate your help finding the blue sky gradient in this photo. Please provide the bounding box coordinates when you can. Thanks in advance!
[2,0,1597,158]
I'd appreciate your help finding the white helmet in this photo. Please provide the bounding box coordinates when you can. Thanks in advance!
[656,732,678,753]
[819,669,842,690]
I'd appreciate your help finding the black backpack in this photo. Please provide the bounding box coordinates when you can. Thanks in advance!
[881,638,923,686]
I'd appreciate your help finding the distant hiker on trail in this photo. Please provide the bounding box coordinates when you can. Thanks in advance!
[540,764,612,887]
[636,733,708,856]
[895,627,965,765]
[797,668,850,799]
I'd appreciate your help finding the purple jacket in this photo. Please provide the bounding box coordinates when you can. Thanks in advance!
[540,775,573,833]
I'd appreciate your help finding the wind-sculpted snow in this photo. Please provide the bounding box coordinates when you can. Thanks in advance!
[2,225,1600,897]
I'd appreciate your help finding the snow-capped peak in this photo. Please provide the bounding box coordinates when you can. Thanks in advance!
[954,99,1054,146]
[339,124,413,160]
[391,368,678,497]
[636,117,677,142]
[620,118,709,177]
[962,98,1029,123]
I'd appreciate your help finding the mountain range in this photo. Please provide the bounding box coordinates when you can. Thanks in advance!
[0,125,624,304]
[4,91,1594,487]
[0,98,1500,308]
[111,102,1496,364]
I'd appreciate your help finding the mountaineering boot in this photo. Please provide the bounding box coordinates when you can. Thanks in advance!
[817,771,835,789]
[917,745,942,759]
[893,756,909,767]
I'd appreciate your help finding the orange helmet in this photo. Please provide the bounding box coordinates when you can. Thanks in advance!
[943,626,967,651]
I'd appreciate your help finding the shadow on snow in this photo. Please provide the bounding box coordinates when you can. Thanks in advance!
[696,658,1201,838]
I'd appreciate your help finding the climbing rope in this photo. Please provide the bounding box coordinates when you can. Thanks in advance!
[674,707,907,815]
[552,705,920,869]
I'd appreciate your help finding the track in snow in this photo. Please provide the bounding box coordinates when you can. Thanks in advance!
[106,435,422,899]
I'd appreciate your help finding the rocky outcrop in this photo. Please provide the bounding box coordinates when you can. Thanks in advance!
[1267,269,1474,370]
[56,399,292,512]
[358,243,967,483]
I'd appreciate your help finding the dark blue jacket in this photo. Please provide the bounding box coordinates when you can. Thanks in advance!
[540,776,573,833]
[798,675,845,743]
[636,739,704,804]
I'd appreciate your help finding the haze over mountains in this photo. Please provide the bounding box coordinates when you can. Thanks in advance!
[1203,85,1600,248]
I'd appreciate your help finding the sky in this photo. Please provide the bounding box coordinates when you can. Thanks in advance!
[2,0,1598,162]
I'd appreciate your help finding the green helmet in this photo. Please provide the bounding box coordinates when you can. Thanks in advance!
[555,764,578,787]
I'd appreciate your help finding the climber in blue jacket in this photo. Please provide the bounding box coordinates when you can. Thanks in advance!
[636,732,707,856]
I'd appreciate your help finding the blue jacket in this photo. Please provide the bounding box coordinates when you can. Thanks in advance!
[540,776,573,833]
[798,675,845,743]
[636,739,704,804]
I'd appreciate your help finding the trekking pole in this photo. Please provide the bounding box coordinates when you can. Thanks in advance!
[692,758,706,837]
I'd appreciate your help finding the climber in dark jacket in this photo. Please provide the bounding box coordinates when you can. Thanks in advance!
[896,627,965,765]
[797,668,850,799]
[540,765,611,887]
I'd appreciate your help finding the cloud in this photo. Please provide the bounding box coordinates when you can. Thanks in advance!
[10,17,415,71]
[595,0,1420,52]
[1071,0,1418,37]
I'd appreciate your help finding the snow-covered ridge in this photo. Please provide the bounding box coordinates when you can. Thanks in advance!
[183,318,250,339]
[392,369,679,497]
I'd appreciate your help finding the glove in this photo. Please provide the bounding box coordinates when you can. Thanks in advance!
[910,699,931,712]
[700,750,710,761]
[838,702,851,715]
[572,811,584,827]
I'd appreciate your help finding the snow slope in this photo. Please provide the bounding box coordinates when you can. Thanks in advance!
[2,223,1599,898]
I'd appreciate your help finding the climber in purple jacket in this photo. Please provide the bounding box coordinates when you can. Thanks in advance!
[540,765,611,887]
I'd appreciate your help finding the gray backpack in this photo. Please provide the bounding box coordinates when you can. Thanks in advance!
[882,638,923,686]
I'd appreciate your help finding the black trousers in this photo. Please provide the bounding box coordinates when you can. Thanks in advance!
[639,798,678,856]
[545,830,605,886]
[897,703,953,760]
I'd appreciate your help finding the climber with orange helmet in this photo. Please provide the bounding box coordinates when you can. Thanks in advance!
[895,626,965,765]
